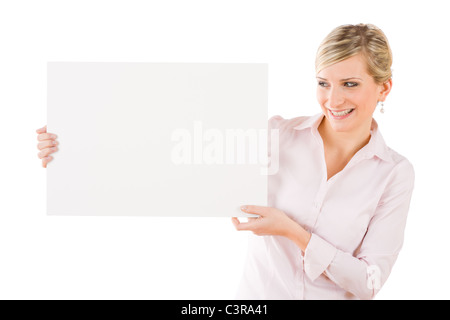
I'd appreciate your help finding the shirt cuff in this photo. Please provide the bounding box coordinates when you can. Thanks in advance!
[304,233,338,281]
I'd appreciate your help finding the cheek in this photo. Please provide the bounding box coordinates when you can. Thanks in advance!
[316,89,326,105]
[352,90,377,112]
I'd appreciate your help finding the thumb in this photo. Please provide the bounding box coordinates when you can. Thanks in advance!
[36,125,47,134]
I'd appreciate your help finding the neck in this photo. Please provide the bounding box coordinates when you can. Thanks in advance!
[318,115,372,157]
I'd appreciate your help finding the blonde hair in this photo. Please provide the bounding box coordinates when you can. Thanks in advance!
[315,23,393,85]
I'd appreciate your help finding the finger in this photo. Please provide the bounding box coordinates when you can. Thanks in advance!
[231,217,256,231]
[241,205,271,217]
[38,147,58,159]
[37,132,57,141]
[42,156,53,168]
[232,216,253,225]
[36,125,47,134]
[233,216,258,223]
[37,140,58,150]
[231,217,240,228]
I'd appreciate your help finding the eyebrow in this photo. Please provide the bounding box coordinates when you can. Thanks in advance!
[316,76,363,81]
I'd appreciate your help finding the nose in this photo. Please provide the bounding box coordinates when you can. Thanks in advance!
[327,87,345,109]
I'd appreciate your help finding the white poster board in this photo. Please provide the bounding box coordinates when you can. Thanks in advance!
[47,62,268,216]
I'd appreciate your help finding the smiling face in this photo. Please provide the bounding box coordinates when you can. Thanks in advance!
[316,53,391,134]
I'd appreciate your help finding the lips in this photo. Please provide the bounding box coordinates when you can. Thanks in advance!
[327,108,355,119]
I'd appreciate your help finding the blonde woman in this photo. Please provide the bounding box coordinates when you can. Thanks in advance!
[36,23,414,300]
[232,23,415,299]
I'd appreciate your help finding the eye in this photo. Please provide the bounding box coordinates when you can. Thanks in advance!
[344,82,358,87]
[318,81,328,87]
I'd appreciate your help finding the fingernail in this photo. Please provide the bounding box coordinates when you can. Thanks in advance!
[52,140,57,145]
[241,206,247,211]
[52,134,57,139]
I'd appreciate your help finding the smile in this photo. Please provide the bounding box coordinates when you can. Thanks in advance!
[328,108,355,119]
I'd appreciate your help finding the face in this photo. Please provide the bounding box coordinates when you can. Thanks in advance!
[316,53,391,134]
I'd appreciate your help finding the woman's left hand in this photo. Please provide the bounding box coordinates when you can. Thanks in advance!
[232,205,311,251]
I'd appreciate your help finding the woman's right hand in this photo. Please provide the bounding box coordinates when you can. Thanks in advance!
[36,125,59,168]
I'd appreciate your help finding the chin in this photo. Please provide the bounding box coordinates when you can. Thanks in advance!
[327,121,354,132]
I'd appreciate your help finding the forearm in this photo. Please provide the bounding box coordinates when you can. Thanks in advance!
[285,221,381,299]
[284,219,311,253]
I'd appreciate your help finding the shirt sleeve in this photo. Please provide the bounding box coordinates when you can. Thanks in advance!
[303,158,415,300]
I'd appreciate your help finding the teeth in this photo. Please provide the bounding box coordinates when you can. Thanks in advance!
[330,108,353,116]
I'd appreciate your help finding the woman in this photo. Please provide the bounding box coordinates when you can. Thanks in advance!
[37,23,414,300]
[231,23,415,299]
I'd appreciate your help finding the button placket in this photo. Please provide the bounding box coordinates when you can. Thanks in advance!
[310,180,328,229]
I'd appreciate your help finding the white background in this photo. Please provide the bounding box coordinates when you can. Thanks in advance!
[1,0,449,299]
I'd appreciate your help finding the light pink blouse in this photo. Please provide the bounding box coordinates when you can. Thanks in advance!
[236,113,415,300]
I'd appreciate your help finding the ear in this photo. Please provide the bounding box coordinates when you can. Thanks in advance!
[378,78,392,102]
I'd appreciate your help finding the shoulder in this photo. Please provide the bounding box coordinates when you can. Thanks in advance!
[386,147,415,175]
[384,147,415,191]
[268,114,312,133]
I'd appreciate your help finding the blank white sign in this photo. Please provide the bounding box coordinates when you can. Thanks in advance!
[47,62,268,216]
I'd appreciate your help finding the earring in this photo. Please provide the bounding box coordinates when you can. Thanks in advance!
[380,101,385,113]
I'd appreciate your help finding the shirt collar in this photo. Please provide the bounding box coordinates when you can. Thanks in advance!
[293,113,394,163]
